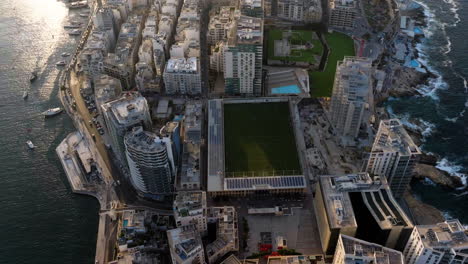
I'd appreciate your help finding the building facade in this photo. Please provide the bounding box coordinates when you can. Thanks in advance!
[224,16,263,95]
[173,191,208,234]
[329,57,373,142]
[365,119,421,197]
[167,225,206,264]
[124,126,175,195]
[333,234,405,264]
[101,92,152,164]
[403,220,468,264]
[163,57,202,95]
[329,0,357,29]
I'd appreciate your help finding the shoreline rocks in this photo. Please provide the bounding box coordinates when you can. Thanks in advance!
[413,163,464,189]
[403,190,445,225]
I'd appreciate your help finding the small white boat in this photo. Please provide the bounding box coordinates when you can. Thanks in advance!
[26,140,35,149]
[56,61,67,66]
[79,13,88,17]
[23,91,28,99]
[61,52,71,57]
[43,107,63,117]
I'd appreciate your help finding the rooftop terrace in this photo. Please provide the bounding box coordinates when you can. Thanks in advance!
[339,235,404,264]
[372,119,421,156]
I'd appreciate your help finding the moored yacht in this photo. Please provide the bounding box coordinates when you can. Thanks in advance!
[43,107,63,117]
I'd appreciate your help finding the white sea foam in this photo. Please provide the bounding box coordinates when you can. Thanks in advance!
[442,211,455,221]
[436,158,468,186]
[415,44,449,101]
[443,37,452,55]
[423,177,437,186]
[387,110,436,140]
[454,191,468,197]
[443,0,461,26]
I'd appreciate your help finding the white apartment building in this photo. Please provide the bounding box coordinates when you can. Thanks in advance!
[365,119,421,197]
[163,57,201,95]
[333,234,405,264]
[278,0,305,21]
[403,220,468,264]
[207,6,237,45]
[329,57,373,142]
[173,191,208,233]
[94,74,122,117]
[167,225,206,264]
[329,0,357,29]
[206,207,239,264]
[224,15,263,95]
[304,0,322,23]
[101,92,152,164]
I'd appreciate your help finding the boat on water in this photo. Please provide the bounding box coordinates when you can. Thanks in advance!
[56,61,67,66]
[23,91,28,99]
[79,13,88,17]
[69,1,88,9]
[43,107,63,117]
[26,140,35,149]
[68,29,82,36]
[61,52,71,57]
[30,71,37,82]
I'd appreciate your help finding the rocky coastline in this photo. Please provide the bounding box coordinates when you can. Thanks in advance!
[373,1,467,222]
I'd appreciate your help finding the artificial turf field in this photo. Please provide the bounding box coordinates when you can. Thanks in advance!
[223,102,302,176]
[309,32,355,97]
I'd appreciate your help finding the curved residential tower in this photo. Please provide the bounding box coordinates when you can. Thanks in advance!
[124,126,175,195]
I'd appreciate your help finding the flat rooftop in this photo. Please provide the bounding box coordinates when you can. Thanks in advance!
[416,220,468,250]
[339,235,404,264]
[319,175,359,229]
[319,173,412,230]
[104,92,149,126]
[372,119,421,157]
[165,57,199,73]
[174,191,206,217]
[124,127,165,154]
[235,16,263,45]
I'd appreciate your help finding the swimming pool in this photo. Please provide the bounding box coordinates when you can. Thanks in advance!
[271,85,301,94]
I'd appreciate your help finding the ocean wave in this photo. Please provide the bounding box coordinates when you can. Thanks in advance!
[453,71,468,93]
[444,108,466,123]
[442,211,455,221]
[443,37,452,55]
[414,43,449,101]
[453,191,468,197]
[442,0,461,26]
[386,110,436,139]
[436,158,468,186]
